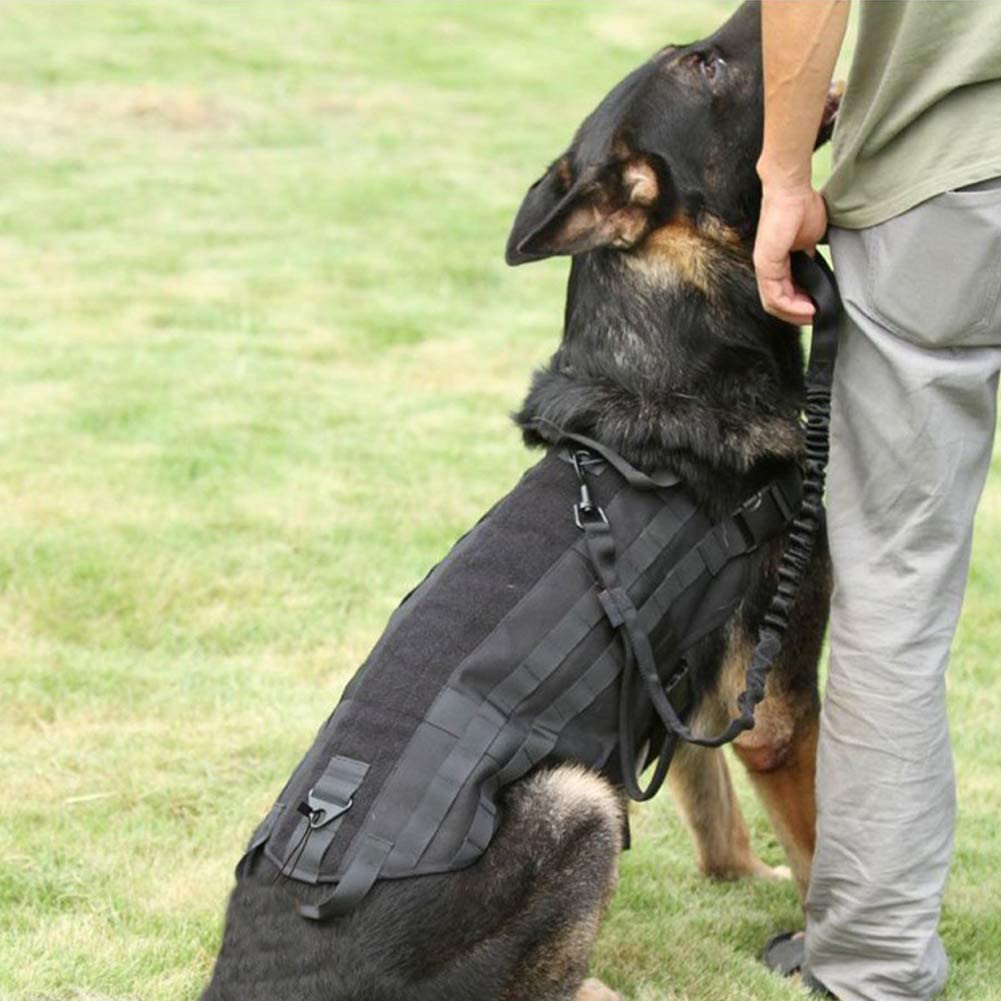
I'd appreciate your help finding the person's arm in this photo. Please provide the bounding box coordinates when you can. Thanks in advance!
[754,0,849,324]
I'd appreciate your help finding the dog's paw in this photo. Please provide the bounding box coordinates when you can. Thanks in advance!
[764,863,793,881]
[575,977,621,1001]
[701,854,792,883]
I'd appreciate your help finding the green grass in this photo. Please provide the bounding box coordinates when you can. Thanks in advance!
[0,3,998,999]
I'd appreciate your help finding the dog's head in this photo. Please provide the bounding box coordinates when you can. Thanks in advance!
[506,1,839,270]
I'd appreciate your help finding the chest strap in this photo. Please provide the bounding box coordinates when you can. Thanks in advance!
[569,443,802,800]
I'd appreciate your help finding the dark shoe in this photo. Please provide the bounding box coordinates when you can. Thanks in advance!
[762,931,838,998]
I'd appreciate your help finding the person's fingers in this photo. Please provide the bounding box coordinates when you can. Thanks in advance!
[753,187,827,324]
[754,242,809,322]
[757,273,816,325]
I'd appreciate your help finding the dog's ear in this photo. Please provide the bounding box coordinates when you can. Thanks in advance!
[505,154,664,265]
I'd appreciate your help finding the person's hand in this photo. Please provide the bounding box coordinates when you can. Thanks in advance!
[753,184,828,325]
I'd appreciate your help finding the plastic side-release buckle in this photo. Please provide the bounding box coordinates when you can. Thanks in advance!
[732,473,801,553]
[732,490,765,551]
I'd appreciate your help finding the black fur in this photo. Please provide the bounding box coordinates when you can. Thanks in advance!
[202,4,835,999]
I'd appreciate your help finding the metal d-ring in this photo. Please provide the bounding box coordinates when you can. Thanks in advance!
[571,448,607,530]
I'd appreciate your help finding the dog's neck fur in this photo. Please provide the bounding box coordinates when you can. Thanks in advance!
[515,243,805,512]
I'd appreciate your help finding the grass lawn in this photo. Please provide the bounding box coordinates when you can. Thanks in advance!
[1,3,998,999]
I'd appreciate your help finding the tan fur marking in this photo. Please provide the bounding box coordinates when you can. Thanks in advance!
[509,917,601,999]
[740,721,818,899]
[623,160,658,206]
[499,767,622,1001]
[576,977,622,1001]
[556,156,573,192]
[721,629,797,769]
[498,913,604,1001]
[668,731,788,883]
[729,418,805,468]
[553,200,648,254]
[610,138,632,161]
[626,216,747,296]
[531,764,624,838]
[700,213,743,246]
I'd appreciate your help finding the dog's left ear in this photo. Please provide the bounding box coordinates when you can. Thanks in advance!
[505,154,663,265]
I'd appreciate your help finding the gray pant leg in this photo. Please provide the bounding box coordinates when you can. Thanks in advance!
[805,186,1001,1001]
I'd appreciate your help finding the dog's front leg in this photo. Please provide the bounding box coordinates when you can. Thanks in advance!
[668,736,791,883]
[731,702,819,901]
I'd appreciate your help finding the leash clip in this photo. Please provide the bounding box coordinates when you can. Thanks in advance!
[571,449,607,529]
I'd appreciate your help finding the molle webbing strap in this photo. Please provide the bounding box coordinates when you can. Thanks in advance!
[451,599,694,866]
[533,421,681,491]
[639,470,801,629]
[298,834,393,921]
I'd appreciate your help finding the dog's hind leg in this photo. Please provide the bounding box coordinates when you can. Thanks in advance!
[333,764,626,1001]
[205,765,624,1001]
[488,766,624,1001]
[668,729,789,883]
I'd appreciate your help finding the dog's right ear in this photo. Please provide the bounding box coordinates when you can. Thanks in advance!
[505,154,663,266]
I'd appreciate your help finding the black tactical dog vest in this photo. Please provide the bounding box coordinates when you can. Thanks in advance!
[240,435,801,920]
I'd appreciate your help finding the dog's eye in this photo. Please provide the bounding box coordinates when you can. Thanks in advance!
[684,50,725,86]
[701,53,725,83]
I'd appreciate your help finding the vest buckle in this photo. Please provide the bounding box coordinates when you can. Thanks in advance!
[732,490,764,549]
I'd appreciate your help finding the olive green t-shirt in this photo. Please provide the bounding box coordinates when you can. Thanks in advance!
[824,0,1001,229]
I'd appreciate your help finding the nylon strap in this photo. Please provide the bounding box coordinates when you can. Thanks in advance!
[792,251,839,391]
[532,420,681,491]
[576,465,800,797]
[579,515,675,801]
[297,833,394,920]
[286,755,369,883]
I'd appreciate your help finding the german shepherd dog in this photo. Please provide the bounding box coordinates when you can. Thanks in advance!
[202,4,838,999]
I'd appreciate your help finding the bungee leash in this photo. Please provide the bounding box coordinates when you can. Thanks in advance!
[654,251,840,751]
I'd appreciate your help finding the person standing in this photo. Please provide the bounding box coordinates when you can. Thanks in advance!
[754,2,1001,999]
